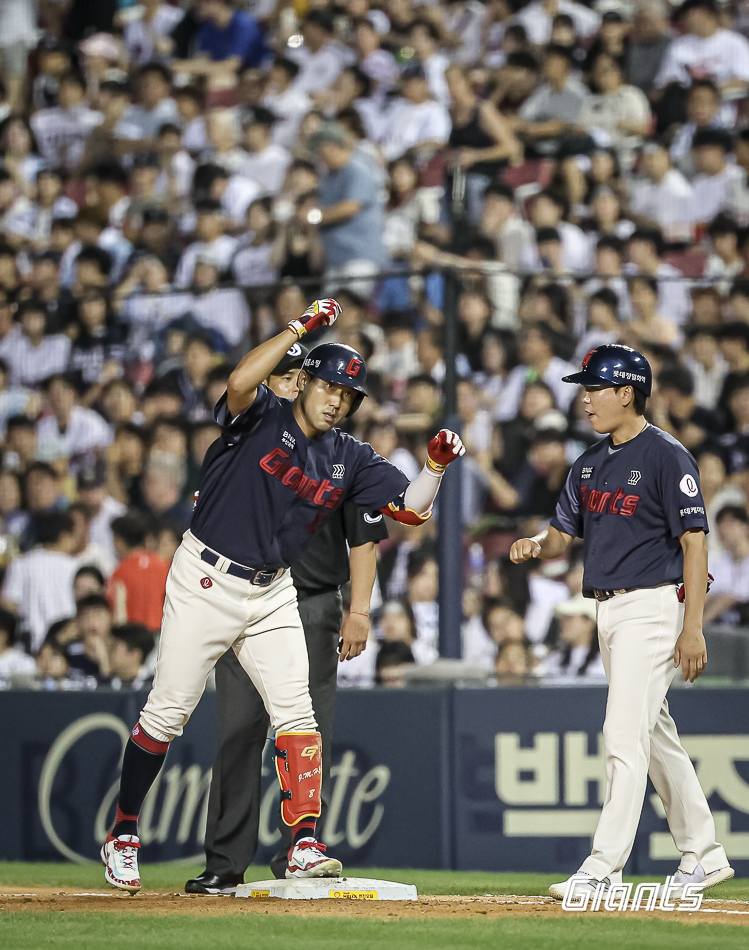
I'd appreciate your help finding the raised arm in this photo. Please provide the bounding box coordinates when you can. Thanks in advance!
[226,299,341,417]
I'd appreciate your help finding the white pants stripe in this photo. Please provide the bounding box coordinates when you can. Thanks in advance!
[580,585,728,879]
[139,532,316,743]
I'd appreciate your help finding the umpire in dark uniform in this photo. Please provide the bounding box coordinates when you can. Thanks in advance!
[185,343,387,893]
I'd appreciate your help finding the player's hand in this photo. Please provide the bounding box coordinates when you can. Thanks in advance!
[674,625,707,683]
[426,429,465,472]
[338,611,370,663]
[509,538,542,563]
[288,298,341,339]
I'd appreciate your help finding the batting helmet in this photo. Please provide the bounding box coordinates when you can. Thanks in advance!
[301,343,368,414]
[562,344,652,397]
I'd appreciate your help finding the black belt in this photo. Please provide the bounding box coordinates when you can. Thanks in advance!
[200,549,284,586]
[587,588,635,602]
[584,581,679,603]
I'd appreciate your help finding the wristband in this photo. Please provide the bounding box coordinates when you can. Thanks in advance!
[425,457,447,475]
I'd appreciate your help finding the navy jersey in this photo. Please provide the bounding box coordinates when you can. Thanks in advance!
[191,386,408,569]
[550,425,709,592]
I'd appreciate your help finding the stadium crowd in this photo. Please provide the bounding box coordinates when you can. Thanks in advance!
[1,0,749,690]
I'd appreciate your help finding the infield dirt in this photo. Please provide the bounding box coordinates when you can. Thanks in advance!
[1,888,748,927]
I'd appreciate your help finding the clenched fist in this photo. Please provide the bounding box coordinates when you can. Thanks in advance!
[288,298,341,339]
[426,429,466,472]
[509,538,542,564]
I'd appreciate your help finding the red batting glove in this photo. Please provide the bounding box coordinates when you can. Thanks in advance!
[288,298,341,339]
[426,429,466,473]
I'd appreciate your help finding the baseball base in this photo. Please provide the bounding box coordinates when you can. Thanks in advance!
[235,877,418,900]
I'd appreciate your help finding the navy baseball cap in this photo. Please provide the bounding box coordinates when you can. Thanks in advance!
[271,342,309,376]
[302,343,368,415]
[562,344,652,396]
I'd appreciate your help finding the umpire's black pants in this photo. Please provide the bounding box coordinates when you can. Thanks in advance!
[203,587,342,878]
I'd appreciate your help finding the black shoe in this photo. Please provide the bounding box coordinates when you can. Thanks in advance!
[185,871,243,895]
[269,848,289,881]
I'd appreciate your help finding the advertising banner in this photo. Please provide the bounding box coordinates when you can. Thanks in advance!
[1,686,747,877]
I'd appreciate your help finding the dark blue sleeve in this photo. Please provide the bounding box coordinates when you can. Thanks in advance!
[657,445,709,538]
[213,384,275,435]
[550,466,583,538]
[346,440,410,509]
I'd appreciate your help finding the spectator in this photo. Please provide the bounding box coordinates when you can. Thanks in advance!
[127,62,180,141]
[498,322,577,419]
[77,460,128,562]
[174,198,237,288]
[308,123,386,293]
[0,607,36,683]
[238,107,291,193]
[406,546,439,665]
[655,0,749,97]
[691,129,744,225]
[515,0,599,47]
[1,511,77,653]
[7,301,71,388]
[73,564,106,602]
[68,592,113,683]
[670,79,726,177]
[108,514,169,630]
[628,143,694,243]
[626,228,691,326]
[627,0,672,93]
[517,45,591,158]
[36,373,112,471]
[542,594,605,679]
[578,53,651,160]
[262,57,310,150]
[108,623,155,689]
[704,505,749,623]
[380,64,451,164]
[35,634,73,690]
[288,10,344,98]
[30,72,102,171]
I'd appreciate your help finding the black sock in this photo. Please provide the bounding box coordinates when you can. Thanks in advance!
[111,734,168,837]
[292,820,317,846]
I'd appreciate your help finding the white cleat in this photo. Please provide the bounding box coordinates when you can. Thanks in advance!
[669,863,734,898]
[101,834,141,893]
[549,872,611,901]
[285,838,343,879]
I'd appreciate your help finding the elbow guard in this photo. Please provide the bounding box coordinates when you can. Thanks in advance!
[381,495,432,526]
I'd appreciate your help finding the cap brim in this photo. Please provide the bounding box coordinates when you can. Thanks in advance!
[561,371,615,388]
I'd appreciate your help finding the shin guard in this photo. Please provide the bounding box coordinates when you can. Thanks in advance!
[275,731,322,826]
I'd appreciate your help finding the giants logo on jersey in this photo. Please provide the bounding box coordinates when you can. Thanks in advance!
[580,485,640,517]
[259,447,345,509]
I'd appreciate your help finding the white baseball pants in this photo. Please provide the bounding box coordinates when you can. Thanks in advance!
[139,531,317,744]
[580,585,728,880]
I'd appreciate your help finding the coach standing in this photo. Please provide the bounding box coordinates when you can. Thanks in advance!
[511,344,733,900]
[185,343,387,893]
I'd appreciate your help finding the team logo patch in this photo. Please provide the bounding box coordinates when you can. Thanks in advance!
[680,474,699,498]
[581,466,594,479]
[301,745,319,760]
[332,464,345,479]
[200,577,213,589]
[628,470,641,486]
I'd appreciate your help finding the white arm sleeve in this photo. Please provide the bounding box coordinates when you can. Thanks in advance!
[403,463,444,516]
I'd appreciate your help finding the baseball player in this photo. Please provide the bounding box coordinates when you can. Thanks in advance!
[100,298,465,893]
[185,341,387,894]
[510,344,734,900]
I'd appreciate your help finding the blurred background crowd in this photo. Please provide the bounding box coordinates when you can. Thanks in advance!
[1,0,749,691]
